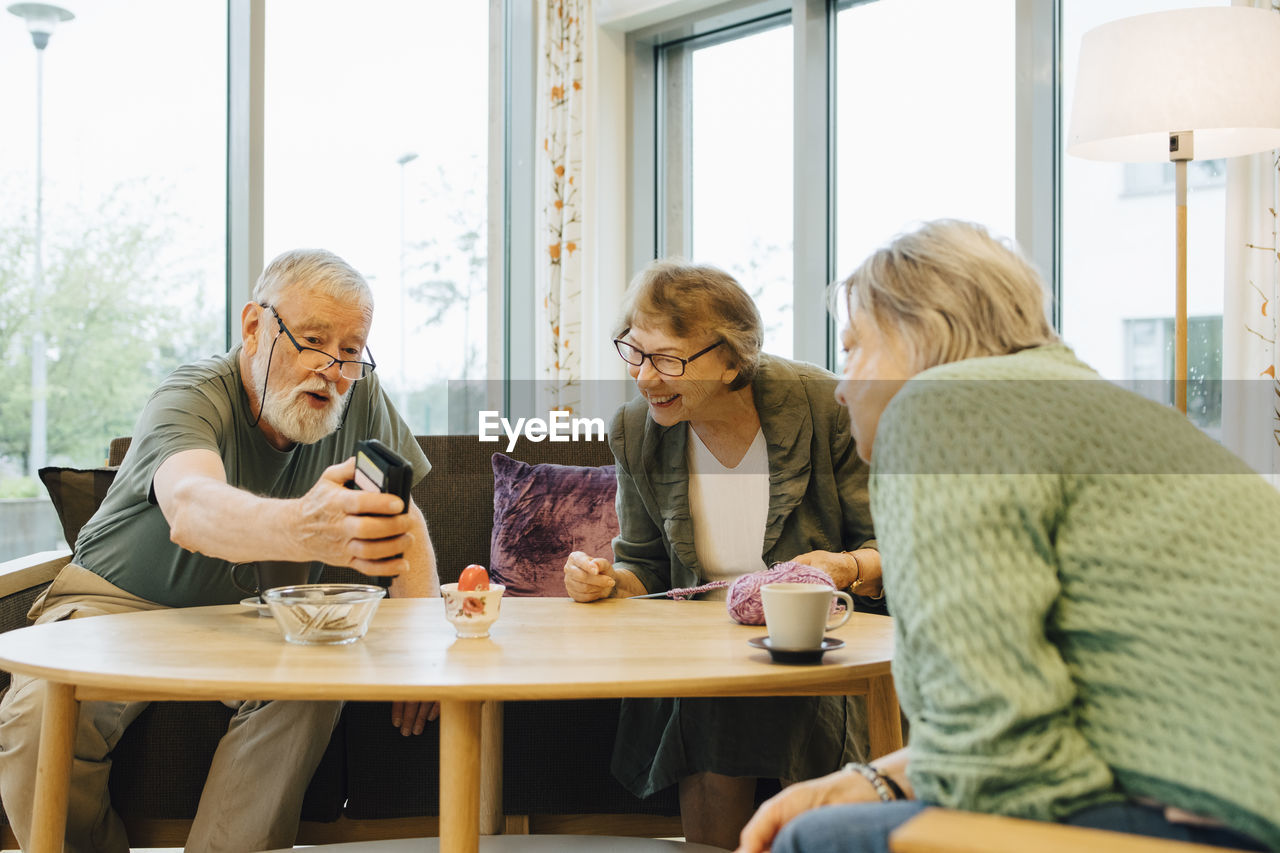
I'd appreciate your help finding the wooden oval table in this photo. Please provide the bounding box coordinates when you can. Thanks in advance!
[0,597,900,853]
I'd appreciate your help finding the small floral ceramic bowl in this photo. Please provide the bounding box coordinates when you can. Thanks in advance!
[440,582,506,638]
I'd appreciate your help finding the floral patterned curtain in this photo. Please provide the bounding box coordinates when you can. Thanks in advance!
[1222,0,1280,482]
[535,0,586,414]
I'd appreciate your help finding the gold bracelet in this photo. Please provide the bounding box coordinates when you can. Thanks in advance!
[843,551,863,593]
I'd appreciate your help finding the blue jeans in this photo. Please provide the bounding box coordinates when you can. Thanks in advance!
[771,800,1268,853]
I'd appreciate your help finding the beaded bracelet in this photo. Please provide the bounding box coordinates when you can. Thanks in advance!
[843,761,901,802]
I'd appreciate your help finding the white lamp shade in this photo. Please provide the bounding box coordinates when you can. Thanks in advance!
[1068,6,1280,162]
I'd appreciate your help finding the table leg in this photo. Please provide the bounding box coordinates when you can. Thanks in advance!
[30,682,77,853]
[867,673,904,759]
[440,699,483,853]
[479,700,503,835]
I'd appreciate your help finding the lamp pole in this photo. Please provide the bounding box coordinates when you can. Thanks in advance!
[8,3,73,479]
[396,152,418,420]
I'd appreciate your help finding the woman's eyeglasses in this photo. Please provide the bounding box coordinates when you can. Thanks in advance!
[613,334,722,378]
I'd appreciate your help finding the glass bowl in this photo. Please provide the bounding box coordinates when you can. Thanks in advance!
[262,583,386,645]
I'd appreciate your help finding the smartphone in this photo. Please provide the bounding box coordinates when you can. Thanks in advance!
[353,438,412,513]
[352,439,413,577]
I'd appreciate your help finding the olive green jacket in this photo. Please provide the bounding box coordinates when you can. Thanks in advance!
[608,353,875,593]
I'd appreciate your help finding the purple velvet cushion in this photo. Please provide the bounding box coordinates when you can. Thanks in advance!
[489,453,619,597]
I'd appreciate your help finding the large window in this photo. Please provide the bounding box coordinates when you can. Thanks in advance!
[643,0,1022,370]
[669,20,796,356]
[0,1,226,560]
[638,0,1230,440]
[0,1,497,562]
[834,0,1017,278]
[1060,0,1227,433]
[265,0,490,436]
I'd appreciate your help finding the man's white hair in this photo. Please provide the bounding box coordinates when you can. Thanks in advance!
[252,248,373,310]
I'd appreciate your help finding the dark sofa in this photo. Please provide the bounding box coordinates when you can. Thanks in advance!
[0,434,682,846]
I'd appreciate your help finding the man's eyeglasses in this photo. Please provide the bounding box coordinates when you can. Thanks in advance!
[262,304,376,381]
[613,333,722,378]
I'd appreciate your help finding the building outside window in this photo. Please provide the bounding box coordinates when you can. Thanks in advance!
[1123,315,1224,435]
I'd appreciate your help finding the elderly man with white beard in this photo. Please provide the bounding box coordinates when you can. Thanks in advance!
[0,249,439,853]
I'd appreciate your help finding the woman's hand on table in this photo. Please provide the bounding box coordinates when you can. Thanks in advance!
[791,548,882,599]
[564,553,650,601]
[563,552,617,601]
[391,700,439,736]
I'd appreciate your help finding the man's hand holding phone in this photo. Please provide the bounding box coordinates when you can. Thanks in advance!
[350,438,414,567]
[291,445,415,575]
[352,439,412,511]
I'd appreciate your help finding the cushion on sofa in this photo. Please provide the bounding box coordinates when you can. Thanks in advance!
[488,453,618,597]
[37,465,118,550]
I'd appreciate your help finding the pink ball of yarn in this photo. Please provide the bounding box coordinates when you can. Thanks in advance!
[726,561,836,625]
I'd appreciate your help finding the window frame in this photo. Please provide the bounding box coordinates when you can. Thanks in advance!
[226,0,263,347]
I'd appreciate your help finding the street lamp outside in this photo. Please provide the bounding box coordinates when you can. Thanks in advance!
[8,2,74,479]
[396,152,418,422]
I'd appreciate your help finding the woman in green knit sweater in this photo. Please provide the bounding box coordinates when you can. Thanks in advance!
[737,220,1279,853]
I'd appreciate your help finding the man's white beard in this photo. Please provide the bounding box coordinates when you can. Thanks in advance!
[248,337,351,445]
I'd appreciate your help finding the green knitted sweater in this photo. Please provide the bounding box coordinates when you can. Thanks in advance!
[870,344,1280,847]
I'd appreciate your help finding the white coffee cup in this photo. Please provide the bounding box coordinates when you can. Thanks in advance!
[760,582,854,650]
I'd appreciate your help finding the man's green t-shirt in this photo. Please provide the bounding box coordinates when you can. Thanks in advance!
[73,346,431,607]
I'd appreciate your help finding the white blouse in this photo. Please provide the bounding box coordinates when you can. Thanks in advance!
[686,427,769,600]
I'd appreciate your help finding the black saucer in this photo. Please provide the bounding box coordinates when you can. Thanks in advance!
[747,636,844,665]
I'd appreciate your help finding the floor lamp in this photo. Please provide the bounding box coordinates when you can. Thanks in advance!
[1067,5,1280,415]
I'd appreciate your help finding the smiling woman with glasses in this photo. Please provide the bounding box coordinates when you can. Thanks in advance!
[561,258,885,849]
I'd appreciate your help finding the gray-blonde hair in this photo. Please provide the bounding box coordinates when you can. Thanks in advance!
[615,259,763,390]
[842,220,1057,371]
[252,249,373,310]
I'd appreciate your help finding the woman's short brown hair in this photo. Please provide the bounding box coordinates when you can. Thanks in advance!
[615,259,764,390]
[842,220,1058,372]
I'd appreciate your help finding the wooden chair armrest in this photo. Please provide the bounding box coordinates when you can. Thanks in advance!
[890,807,1236,853]
[0,549,71,599]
